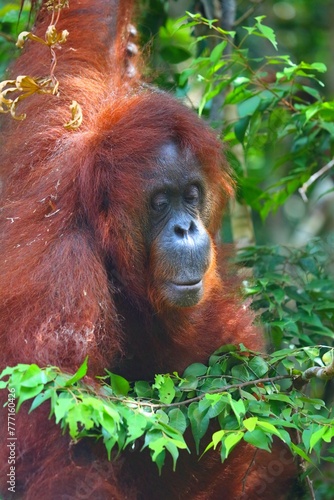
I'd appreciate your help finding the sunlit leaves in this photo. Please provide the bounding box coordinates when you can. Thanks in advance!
[1,344,334,472]
[158,18,193,64]
[276,61,327,83]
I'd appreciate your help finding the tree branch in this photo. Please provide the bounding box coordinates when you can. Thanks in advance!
[302,361,334,381]
[298,158,334,202]
[0,31,16,43]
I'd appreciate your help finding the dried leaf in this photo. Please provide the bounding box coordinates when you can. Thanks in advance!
[45,25,69,46]
[64,100,83,129]
[16,31,47,49]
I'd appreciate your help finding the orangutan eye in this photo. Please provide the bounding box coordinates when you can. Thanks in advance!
[151,192,169,212]
[184,185,200,206]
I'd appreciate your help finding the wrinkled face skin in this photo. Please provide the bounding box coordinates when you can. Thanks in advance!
[147,143,213,308]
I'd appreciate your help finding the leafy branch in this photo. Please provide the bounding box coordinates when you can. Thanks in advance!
[170,13,332,218]
[1,345,333,474]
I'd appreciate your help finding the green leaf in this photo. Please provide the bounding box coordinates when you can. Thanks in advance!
[309,426,327,452]
[54,394,75,423]
[256,420,281,438]
[248,356,269,378]
[254,17,278,50]
[153,375,175,404]
[109,373,130,397]
[0,366,16,380]
[164,441,180,471]
[188,402,210,453]
[65,357,88,386]
[305,62,327,73]
[301,428,314,452]
[234,115,250,143]
[154,449,166,474]
[243,417,258,432]
[20,364,45,387]
[277,429,291,446]
[159,422,187,446]
[66,403,95,438]
[134,380,152,398]
[204,394,227,418]
[160,46,191,64]
[104,435,118,460]
[212,429,225,449]
[145,427,187,473]
[100,409,119,437]
[125,413,148,447]
[244,429,272,452]
[323,427,334,443]
[145,433,166,465]
[168,408,187,435]
[266,394,293,404]
[29,389,53,412]
[222,431,244,459]
[231,363,249,381]
[229,397,246,424]
[234,76,250,86]
[178,374,198,390]
[291,443,312,462]
[210,41,227,64]
[183,363,207,378]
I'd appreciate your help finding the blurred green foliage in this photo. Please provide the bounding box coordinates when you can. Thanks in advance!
[0,0,32,76]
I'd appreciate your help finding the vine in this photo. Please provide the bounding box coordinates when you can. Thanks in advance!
[0,0,82,128]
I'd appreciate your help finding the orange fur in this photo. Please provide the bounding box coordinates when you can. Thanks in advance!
[0,1,299,498]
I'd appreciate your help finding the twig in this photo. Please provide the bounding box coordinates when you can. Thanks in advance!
[296,429,316,500]
[134,374,292,409]
[234,0,265,26]
[299,158,334,202]
[241,448,258,492]
[0,31,16,43]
